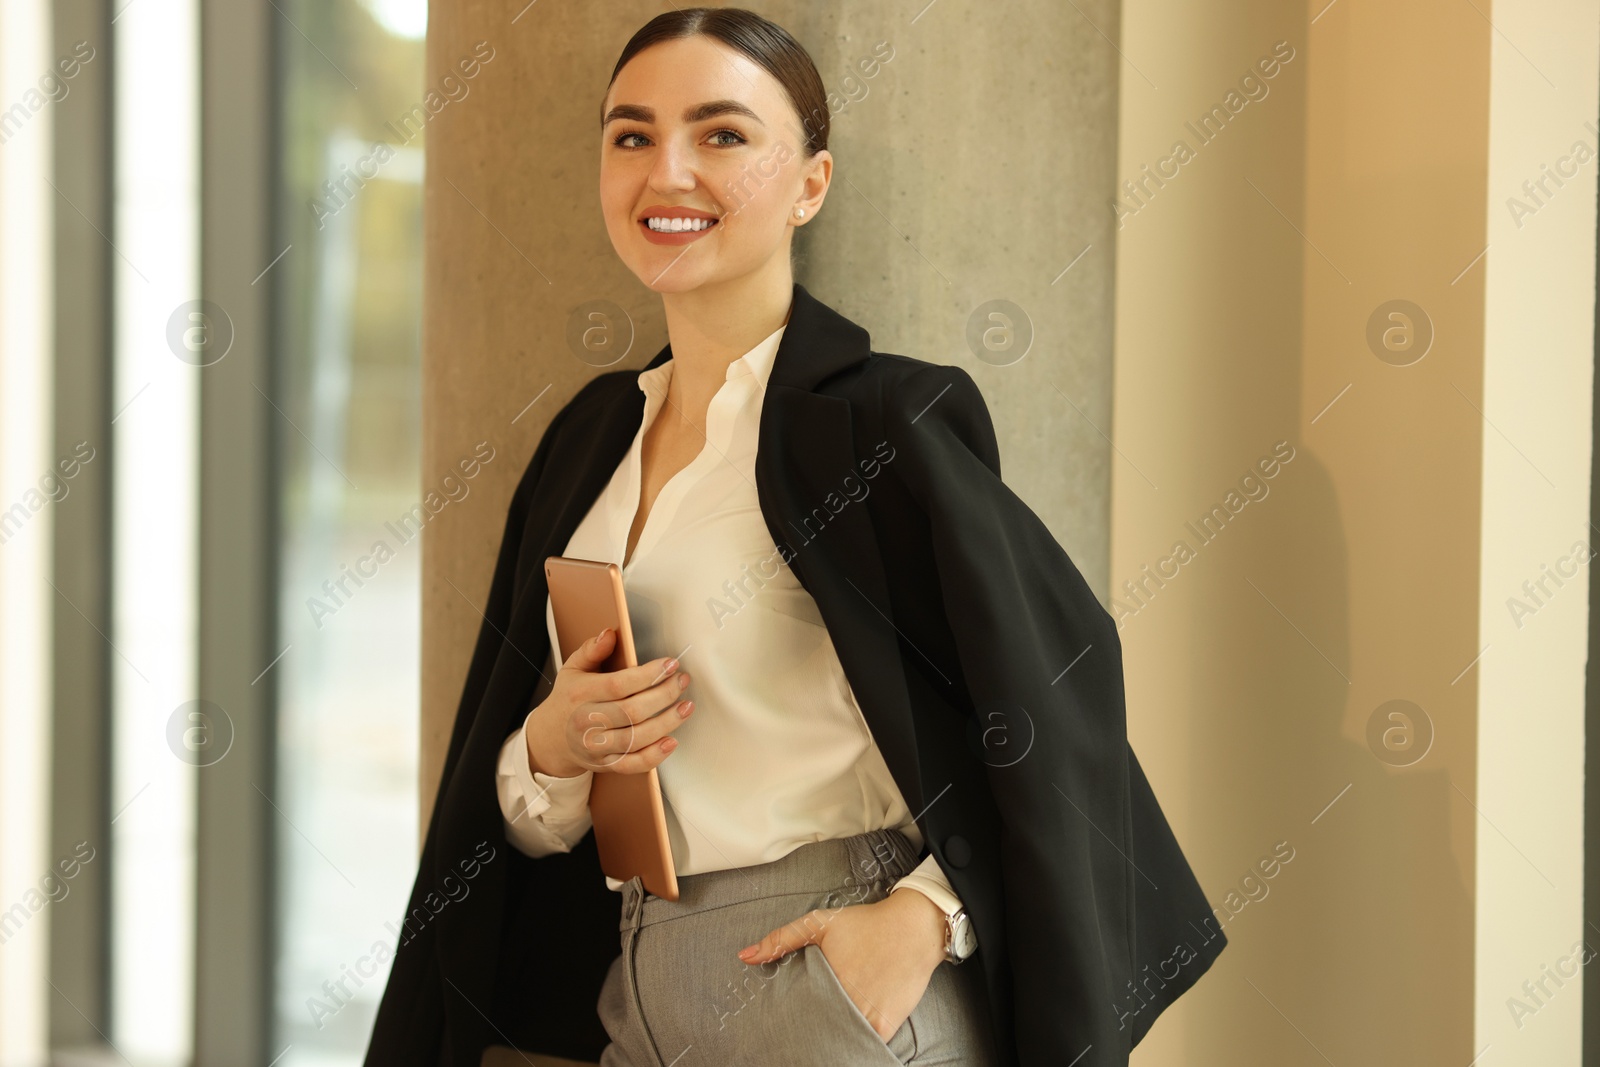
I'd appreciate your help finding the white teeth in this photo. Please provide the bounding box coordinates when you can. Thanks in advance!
[646,216,717,232]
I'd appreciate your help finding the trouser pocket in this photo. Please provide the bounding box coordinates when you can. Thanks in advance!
[801,940,918,1063]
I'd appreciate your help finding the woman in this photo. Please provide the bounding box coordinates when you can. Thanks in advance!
[366,9,1224,1067]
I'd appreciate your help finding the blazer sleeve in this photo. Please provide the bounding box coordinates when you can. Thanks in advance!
[882,362,1219,1064]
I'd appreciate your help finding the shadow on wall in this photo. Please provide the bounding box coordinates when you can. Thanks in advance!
[1185,445,1473,1065]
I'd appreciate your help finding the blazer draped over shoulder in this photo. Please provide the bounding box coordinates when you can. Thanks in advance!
[365,282,1225,1067]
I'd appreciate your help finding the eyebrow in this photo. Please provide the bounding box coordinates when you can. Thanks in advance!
[601,99,766,128]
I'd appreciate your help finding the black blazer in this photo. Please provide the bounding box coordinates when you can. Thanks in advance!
[365,282,1225,1067]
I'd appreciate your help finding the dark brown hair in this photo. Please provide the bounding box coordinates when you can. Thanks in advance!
[604,7,829,157]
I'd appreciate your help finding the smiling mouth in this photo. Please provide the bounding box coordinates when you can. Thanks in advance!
[641,216,720,233]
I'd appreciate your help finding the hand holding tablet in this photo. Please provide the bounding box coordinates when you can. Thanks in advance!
[528,556,682,900]
[523,627,693,779]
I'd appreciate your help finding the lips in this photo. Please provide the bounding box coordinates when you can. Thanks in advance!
[638,206,722,245]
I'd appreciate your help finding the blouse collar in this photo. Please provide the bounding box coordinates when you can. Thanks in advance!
[637,321,788,400]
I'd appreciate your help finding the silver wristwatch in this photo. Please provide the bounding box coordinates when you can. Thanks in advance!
[941,906,977,965]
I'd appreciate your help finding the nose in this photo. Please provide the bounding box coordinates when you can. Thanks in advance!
[647,135,697,195]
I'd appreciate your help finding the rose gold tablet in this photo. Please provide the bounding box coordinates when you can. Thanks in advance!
[544,555,679,901]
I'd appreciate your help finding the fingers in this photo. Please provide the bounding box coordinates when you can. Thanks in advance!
[602,651,684,701]
[562,629,684,705]
[617,689,694,748]
[569,656,689,734]
[578,689,693,770]
[737,911,825,963]
[556,629,693,772]
[608,664,692,726]
[562,626,619,672]
[596,732,681,775]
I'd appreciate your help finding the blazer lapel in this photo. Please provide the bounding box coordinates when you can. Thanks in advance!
[753,285,927,816]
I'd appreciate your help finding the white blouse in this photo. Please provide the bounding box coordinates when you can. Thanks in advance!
[494,322,969,928]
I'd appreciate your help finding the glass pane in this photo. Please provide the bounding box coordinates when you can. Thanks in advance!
[111,0,200,1060]
[271,2,424,1062]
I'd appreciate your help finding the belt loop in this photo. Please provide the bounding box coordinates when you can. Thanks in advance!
[620,875,645,931]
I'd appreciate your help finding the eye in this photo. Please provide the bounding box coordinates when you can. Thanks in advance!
[609,127,748,150]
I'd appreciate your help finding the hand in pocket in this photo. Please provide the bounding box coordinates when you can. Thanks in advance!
[736,888,947,1041]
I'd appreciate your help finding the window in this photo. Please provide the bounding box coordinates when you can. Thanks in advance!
[271,1,425,1060]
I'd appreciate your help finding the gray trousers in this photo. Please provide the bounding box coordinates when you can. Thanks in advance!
[594,827,1002,1066]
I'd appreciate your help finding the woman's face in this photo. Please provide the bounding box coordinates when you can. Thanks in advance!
[600,35,831,294]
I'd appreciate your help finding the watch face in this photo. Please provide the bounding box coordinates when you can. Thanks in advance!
[950,913,977,959]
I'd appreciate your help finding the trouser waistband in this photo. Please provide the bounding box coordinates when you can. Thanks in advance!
[618,826,919,932]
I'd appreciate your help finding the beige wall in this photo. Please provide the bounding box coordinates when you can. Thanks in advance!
[1115,0,1596,1063]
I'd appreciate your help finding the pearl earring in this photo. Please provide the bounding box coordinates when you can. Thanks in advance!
[795,207,805,219]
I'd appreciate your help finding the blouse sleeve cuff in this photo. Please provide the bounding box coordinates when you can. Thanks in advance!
[888,852,972,942]
[496,718,594,854]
